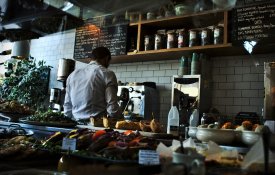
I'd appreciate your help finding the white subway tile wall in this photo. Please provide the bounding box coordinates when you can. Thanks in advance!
[1,30,275,125]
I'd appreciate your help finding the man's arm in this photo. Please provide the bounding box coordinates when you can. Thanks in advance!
[105,71,122,118]
[63,81,73,118]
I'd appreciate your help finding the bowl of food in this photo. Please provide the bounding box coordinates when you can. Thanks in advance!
[196,127,235,145]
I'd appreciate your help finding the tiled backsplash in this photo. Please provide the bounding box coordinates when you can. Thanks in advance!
[1,30,275,125]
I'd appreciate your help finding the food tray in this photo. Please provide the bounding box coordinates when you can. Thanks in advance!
[19,117,77,128]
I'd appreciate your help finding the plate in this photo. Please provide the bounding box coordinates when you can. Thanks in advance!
[19,117,77,128]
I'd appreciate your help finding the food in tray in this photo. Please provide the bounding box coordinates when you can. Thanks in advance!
[40,128,158,161]
[0,100,33,114]
[26,109,77,125]
[103,116,117,128]
[0,135,44,160]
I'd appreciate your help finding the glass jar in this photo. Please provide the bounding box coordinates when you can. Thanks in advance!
[201,28,211,46]
[144,35,153,51]
[178,29,188,48]
[189,29,199,47]
[167,30,176,49]
[214,26,224,44]
[154,33,163,50]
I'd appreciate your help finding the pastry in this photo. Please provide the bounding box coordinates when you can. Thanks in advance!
[115,120,140,130]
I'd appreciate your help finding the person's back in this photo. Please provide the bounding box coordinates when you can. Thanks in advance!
[64,47,120,121]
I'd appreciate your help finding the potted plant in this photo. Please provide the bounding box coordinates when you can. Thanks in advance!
[0,57,52,110]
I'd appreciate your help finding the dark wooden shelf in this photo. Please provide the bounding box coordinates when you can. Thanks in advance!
[108,43,275,64]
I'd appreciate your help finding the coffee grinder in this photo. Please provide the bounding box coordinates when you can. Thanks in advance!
[49,58,75,111]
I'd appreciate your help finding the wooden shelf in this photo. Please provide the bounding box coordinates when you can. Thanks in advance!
[109,43,275,64]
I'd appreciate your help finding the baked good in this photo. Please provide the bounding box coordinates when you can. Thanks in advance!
[103,117,117,128]
[150,119,162,133]
[139,120,151,132]
[115,120,140,130]
[90,117,103,127]
[221,122,234,129]
[242,120,253,130]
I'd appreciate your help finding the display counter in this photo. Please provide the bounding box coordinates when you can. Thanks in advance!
[0,121,271,175]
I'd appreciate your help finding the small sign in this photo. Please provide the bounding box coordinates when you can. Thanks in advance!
[62,138,76,151]
[138,150,160,165]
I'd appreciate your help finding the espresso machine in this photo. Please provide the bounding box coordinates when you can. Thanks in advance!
[117,84,159,120]
[49,58,75,111]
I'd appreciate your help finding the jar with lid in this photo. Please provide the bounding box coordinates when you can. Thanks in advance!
[154,33,163,50]
[167,30,177,49]
[213,26,224,44]
[144,35,154,51]
[177,29,188,48]
[189,29,199,47]
[201,28,212,46]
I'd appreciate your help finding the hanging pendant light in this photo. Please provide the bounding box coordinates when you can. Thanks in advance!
[11,40,30,60]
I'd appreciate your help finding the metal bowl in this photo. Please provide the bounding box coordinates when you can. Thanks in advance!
[241,130,262,146]
[196,128,235,145]
[188,126,197,139]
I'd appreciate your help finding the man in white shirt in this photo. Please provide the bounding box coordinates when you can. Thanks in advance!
[64,47,121,121]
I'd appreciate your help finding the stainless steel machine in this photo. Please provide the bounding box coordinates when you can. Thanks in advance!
[117,85,159,120]
[264,62,275,133]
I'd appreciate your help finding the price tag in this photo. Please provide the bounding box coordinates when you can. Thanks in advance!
[138,150,160,165]
[62,138,76,151]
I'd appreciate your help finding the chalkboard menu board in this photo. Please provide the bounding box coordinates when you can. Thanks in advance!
[232,2,275,45]
[74,23,128,59]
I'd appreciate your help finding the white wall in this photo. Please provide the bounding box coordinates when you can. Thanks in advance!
[1,30,275,125]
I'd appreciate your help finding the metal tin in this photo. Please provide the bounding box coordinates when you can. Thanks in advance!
[214,26,224,44]
[167,30,176,49]
[178,29,187,48]
[57,58,75,81]
[144,35,153,51]
[189,29,199,47]
[201,28,211,46]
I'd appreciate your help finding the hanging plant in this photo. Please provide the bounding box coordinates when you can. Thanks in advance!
[0,58,52,109]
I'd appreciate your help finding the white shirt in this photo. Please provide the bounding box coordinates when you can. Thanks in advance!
[63,61,120,120]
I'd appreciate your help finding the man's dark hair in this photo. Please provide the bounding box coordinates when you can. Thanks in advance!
[92,47,111,60]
